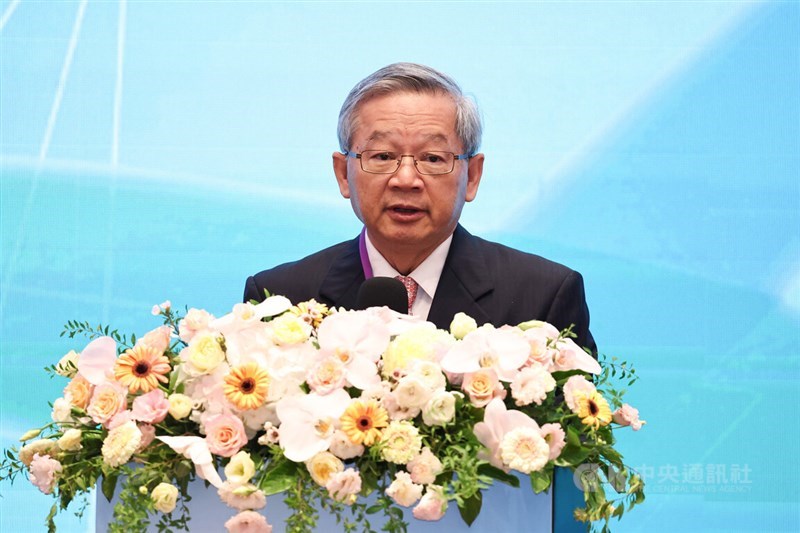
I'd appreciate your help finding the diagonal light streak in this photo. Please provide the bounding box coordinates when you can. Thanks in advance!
[112,0,127,167]
[39,0,88,162]
[0,0,21,33]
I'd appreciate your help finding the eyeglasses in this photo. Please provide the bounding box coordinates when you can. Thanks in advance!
[343,150,470,175]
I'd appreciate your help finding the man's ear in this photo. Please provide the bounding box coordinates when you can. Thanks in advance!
[332,152,351,199]
[465,153,484,202]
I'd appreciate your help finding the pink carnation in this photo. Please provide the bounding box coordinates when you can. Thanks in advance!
[204,412,248,457]
[136,424,156,453]
[540,423,566,461]
[132,389,170,424]
[224,511,272,533]
[29,453,62,495]
[613,404,645,431]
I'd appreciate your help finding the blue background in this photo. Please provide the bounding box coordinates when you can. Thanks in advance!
[1,1,798,531]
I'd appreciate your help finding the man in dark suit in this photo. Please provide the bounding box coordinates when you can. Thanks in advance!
[244,62,593,531]
[244,62,594,352]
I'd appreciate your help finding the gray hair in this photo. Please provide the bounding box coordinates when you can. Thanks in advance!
[337,62,483,156]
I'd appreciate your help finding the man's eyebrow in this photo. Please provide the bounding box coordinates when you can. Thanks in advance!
[364,132,451,145]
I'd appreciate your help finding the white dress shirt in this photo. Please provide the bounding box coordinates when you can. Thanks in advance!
[364,233,453,321]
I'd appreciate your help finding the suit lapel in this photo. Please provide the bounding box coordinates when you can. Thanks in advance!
[427,225,494,329]
[318,237,365,310]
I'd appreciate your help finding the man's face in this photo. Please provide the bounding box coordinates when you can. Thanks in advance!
[333,91,483,262]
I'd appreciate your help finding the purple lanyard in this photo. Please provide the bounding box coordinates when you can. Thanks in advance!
[358,227,374,279]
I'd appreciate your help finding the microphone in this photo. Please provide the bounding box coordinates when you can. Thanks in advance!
[355,277,408,314]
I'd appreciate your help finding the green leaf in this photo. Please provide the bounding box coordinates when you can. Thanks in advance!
[46,503,58,533]
[477,464,520,487]
[365,504,383,514]
[258,459,298,495]
[530,470,552,494]
[458,491,482,526]
[102,473,119,502]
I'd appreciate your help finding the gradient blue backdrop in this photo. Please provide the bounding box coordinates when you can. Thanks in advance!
[1,1,798,531]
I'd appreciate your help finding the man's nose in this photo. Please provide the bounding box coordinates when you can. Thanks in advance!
[391,155,423,186]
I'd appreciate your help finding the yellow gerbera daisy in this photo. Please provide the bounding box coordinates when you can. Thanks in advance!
[223,363,271,410]
[576,391,613,429]
[114,345,171,393]
[340,399,388,446]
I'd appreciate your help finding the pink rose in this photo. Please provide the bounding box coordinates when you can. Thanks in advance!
[87,380,129,427]
[204,412,247,457]
[540,423,566,461]
[224,511,272,533]
[461,369,505,408]
[412,486,448,521]
[29,454,62,495]
[613,404,645,431]
[138,325,172,354]
[132,389,170,424]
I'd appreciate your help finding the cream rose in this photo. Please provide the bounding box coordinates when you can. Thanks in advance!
[271,314,312,345]
[181,333,225,375]
[167,393,193,420]
[87,381,128,426]
[306,451,344,487]
[422,391,457,426]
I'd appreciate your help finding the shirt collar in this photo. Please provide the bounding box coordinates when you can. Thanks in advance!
[364,232,453,300]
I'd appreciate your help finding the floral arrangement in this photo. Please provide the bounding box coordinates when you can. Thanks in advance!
[0,295,645,533]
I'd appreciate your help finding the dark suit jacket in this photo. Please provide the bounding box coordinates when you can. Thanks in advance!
[244,224,595,353]
[243,224,593,531]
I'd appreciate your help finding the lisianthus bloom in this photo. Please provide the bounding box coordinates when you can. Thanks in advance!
[407,447,444,485]
[326,468,362,505]
[57,428,82,452]
[613,403,646,431]
[575,391,613,429]
[224,363,271,410]
[340,398,388,446]
[178,308,215,343]
[386,471,423,507]
[19,439,56,467]
[29,453,62,495]
[510,364,555,406]
[225,451,256,485]
[421,390,457,426]
[224,510,273,533]
[131,389,170,424]
[413,485,448,521]
[276,389,351,462]
[441,325,530,381]
[218,482,266,511]
[328,429,364,459]
[114,344,171,393]
[151,482,179,513]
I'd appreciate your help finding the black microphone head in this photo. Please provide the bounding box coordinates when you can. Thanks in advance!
[355,277,408,314]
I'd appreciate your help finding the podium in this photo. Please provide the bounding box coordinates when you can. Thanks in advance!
[96,468,585,532]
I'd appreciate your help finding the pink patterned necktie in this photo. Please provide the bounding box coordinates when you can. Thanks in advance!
[395,275,419,314]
